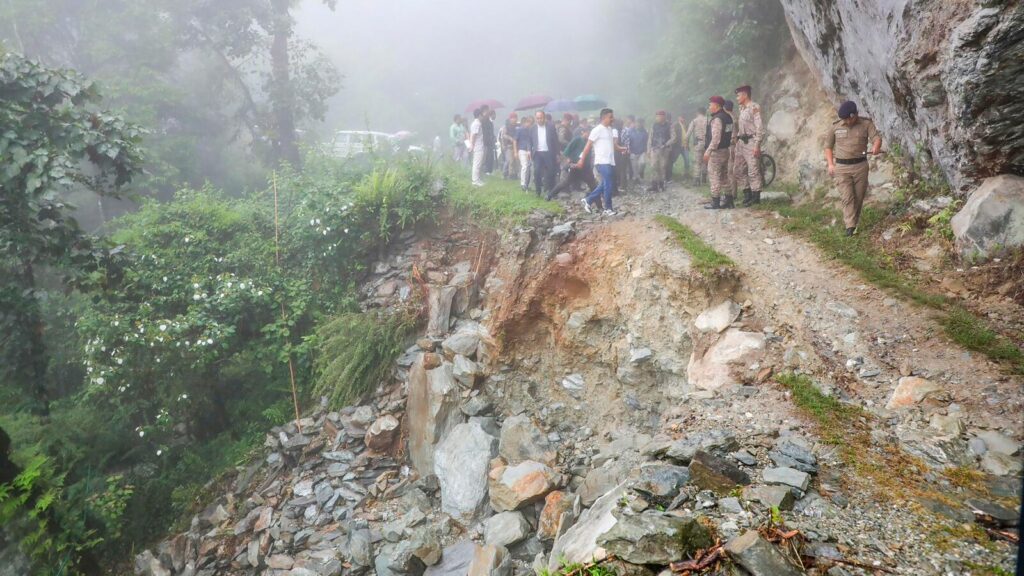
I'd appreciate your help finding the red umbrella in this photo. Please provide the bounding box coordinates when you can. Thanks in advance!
[464,99,505,113]
[514,94,553,111]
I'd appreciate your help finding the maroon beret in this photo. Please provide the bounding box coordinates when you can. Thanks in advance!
[709,96,725,106]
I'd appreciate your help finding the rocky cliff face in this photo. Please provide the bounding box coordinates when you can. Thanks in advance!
[780,0,1024,191]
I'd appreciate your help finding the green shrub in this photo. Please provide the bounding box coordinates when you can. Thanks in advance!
[314,310,417,408]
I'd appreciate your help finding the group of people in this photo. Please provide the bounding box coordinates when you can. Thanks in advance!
[450,85,882,234]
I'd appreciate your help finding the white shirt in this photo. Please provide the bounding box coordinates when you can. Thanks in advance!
[470,119,484,152]
[536,124,549,152]
[589,124,616,166]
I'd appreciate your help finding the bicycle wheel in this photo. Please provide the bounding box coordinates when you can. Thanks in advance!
[760,153,776,187]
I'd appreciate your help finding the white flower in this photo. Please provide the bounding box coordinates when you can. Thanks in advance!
[138,430,145,438]
[239,283,245,290]
[193,283,200,289]
[184,237,190,243]
[193,294,201,301]
[206,338,214,345]
[163,276,168,282]
[94,377,105,385]
[227,282,232,288]
[344,228,349,234]
[159,324,167,331]
[156,449,163,456]
[116,358,123,365]
[257,290,263,296]
[113,320,119,327]
[310,218,316,226]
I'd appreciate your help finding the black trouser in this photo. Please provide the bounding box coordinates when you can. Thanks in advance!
[549,164,597,199]
[533,151,557,195]
[484,146,495,174]
[667,147,681,181]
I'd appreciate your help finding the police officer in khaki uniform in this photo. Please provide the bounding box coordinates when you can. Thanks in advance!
[825,100,882,236]
[703,96,734,209]
[723,100,739,204]
[734,85,764,206]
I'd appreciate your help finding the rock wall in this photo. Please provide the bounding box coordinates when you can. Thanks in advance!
[780,0,1024,191]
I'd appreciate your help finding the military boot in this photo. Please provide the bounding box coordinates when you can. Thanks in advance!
[752,190,762,204]
[741,188,753,207]
[722,195,736,209]
[703,196,721,210]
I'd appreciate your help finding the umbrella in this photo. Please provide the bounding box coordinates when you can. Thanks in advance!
[464,99,504,113]
[544,99,578,113]
[574,94,608,111]
[514,94,553,111]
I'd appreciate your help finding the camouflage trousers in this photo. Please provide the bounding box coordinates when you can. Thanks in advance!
[708,149,731,199]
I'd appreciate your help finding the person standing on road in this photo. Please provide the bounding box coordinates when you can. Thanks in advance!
[499,113,519,180]
[450,115,468,163]
[578,108,626,216]
[723,100,740,206]
[734,85,765,206]
[530,110,561,197]
[469,108,486,186]
[667,112,686,183]
[825,100,882,236]
[514,116,534,191]
[688,106,708,185]
[627,117,649,185]
[648,110,674,193]
[549,127,598,200]
[703,96,734,209]
[482,108,497,175]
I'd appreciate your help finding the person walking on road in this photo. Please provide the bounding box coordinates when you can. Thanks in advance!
[530,110,561,197]
[578,108,626,216]
[627,117,648,185]
[499,113,519,180]
[549,127,598,200]
[667,112,686,183]
[735,85,765,206]
[703,96,734,209]
[825,100,882,236]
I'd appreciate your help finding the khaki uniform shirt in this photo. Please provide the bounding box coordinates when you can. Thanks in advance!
[688,116,707,147]
[827,118,880,160]
[737,101,764,146]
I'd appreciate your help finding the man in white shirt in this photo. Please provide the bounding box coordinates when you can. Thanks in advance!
[577,108,626,216]
[469,107,487,187]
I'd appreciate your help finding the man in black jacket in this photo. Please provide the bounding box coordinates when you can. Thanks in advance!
[530,110,562,197]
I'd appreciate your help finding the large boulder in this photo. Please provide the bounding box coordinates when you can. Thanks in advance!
[488,460,558,512]
[467,544,512,576]
[483,511,532,548]
[780,1,1024,189]
[498,414,557,466]
[951,175,1024,260]
[886,376,942,410]
[547,483,628,570]
[724,530,802,576]
[538,491,575,542]
[694,300,741,334]
[687,330,766,391]
[408,355,465,474]
[427,286,458,337]
[597,512,714,565]
[425,541,477,576]
[434,421,497,521]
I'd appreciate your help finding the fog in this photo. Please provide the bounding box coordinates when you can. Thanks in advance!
[295,0,668,139]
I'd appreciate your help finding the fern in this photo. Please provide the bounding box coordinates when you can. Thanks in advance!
[313,310,416,407]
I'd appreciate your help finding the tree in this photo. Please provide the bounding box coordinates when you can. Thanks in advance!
[640,0,789,110]
[0,51,144,413]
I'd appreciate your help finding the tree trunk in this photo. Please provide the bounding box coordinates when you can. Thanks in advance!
[269,0,301,167]
[22,261,49,416]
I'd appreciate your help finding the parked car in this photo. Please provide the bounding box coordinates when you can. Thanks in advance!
[329,130,398,157]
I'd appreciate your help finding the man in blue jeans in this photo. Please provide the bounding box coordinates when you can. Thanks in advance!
[577,108,626,216]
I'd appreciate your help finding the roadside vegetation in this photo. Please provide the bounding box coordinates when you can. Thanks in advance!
[655,215,735,271]
[447,173,563,225]
[756,198,1023,375]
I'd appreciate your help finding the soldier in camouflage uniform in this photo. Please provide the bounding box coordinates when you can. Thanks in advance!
[723,100,739,208]
[688,106,708,185]
[734,85,765,206]
[702,96,734,210]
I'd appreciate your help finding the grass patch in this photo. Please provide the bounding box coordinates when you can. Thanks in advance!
[655,215,734,271]
[313,309,417,408]
[775,373,858,447]
[447,173,562,225]
[757,199,1023,374]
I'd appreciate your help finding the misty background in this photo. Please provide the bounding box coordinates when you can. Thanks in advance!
[295,0,666,138]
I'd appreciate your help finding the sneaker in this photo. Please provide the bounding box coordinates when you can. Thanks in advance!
[581,198,592,213]
[602,209,618,217]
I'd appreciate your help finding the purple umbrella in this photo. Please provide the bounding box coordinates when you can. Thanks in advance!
[514,94,553,111]
[544,99,578,113]
[464,99,505,113]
